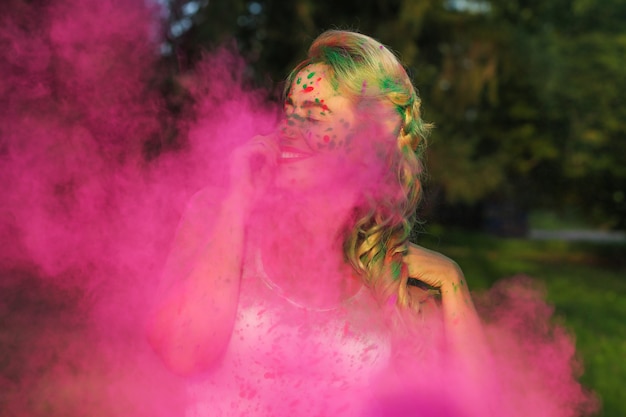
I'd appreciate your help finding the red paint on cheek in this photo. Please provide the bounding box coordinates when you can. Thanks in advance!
[323,135,330,143]
[303,86,314,93]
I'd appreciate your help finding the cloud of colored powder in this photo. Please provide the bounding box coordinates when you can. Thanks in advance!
[0,1,597,416]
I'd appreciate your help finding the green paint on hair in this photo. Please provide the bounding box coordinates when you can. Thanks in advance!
[391,261,402,281]
[321,47,356,90]
[322,47,354,69]
[380,77,403,93]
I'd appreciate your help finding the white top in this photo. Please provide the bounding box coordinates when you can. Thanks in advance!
[186,246,393,417]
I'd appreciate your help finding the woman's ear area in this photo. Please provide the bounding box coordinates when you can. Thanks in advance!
[355,98,403,140]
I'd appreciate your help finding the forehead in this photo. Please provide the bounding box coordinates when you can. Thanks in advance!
[289,63,340,101]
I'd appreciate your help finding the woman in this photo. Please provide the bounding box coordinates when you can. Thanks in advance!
[149,30,490,416]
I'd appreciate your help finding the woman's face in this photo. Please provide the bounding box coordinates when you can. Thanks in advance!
[281,63,357,153]
[274,63,357,190]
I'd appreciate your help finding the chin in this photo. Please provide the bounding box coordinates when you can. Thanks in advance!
[273,165,316,191]
[272,176,315,193]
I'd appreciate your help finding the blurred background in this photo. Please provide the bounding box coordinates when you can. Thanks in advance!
[153,0,625,415]
[156,0,626,235]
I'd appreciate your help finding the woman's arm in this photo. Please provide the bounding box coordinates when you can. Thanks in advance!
[147,192,247,375]
[403,243,494,415]
[147,137,278,375]
[404,244,485,365]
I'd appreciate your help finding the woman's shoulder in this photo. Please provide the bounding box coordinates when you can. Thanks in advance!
[186,185,223,210]
[178,185,231,224]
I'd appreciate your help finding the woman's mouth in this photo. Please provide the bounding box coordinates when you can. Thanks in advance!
[279,146,314,163]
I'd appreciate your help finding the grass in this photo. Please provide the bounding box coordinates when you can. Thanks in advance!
[529,209,594,230]
[415,226,626,417]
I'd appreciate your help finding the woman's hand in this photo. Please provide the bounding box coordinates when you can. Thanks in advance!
[404,242,494,417]
[403,241,478,330]
[229,134,279,206]
[403,243,466,294]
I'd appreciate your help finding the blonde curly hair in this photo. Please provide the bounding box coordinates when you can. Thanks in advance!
[285,30,432,311]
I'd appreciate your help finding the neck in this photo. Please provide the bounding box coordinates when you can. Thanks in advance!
[251,186,363,308]
[263,182,358,233]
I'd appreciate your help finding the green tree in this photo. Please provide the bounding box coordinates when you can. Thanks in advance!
[161,0,626,229]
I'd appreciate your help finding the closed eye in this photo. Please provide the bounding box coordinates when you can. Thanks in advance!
[283,98,294,113]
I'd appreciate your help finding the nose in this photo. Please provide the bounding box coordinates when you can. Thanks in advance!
[280,110,306,134]
[278,114,315,150]
[278,117,299,147]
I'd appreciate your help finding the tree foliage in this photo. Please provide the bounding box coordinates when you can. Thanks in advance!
[161,0,626,229]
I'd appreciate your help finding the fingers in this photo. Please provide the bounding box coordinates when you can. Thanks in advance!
[403,244,464,288]
[229,134,279,199]
[245,135,279,189]
[250,133,280,154]
[247,134,279,177]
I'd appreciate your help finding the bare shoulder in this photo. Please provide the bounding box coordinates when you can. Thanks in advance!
[173,186,226,235]
[184,186,223,216]
[168,186,223,259]
[158,186,224,290]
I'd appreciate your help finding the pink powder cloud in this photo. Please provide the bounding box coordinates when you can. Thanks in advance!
[0,1,597,416]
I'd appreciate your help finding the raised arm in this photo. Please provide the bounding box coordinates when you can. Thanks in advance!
[147,136,277,375]
[403,243,495,416]
[403,244,484,359]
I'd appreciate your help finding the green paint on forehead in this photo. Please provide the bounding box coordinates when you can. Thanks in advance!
[296,77,301,85]
[307,71,316,79]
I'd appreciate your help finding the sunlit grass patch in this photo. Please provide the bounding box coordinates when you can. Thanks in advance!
[415,227,625,417]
